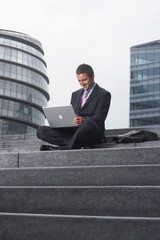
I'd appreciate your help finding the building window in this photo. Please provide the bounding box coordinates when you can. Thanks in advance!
[0,30,50,135]
[130,41,160,127]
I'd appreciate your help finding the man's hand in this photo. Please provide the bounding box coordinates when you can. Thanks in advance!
[73,115,86,126]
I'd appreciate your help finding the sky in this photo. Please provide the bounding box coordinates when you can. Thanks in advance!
[1,0,160,129]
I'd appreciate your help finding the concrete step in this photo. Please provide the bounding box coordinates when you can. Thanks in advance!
[0,127,159,153]
[0,127,159,141]
[0,152,19,168]
[0,128,159,239]
[19,146,160,168]
[1,146,160,168]
[92,140,160,149]
[0,165,160,186]
[0,138,159,153]
[0,134,37,141]
[0,141,141,152]
[0,213,160,240]
[0,186,160,217]
[0,139,42,152]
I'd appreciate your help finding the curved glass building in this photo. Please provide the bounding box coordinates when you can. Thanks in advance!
[130,40,160,128]
[0,29,49,135]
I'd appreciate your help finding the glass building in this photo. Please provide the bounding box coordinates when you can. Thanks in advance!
[130,40,160,128]
[0,29,49,135]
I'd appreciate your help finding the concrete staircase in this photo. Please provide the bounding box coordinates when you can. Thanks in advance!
[0,127,160,239]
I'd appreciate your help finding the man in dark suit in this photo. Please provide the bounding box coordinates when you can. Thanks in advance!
[37,63,111,150]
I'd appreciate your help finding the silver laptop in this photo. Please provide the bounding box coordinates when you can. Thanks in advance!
[42,105,76,128]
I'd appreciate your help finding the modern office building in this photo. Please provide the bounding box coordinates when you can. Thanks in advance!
[0,29,49,135]
[130,40,160,128]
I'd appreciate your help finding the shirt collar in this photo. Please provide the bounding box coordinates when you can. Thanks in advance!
[88,82,96,92]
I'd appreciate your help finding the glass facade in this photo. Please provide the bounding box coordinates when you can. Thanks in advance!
[0,29,50,135]
[130,40,160,128]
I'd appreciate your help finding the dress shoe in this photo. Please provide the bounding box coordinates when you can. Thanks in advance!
[40,145,60,151]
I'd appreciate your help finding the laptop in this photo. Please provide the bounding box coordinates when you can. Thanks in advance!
[42,105,76,128]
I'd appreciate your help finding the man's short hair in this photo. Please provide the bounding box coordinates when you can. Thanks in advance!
[76,63,94,78]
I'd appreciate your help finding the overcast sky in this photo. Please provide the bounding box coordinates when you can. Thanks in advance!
[1,0,160,129]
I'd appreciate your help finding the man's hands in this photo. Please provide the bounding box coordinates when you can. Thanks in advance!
[73,115,86,126]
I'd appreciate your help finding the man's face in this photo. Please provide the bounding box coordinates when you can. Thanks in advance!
[77,73,94,90]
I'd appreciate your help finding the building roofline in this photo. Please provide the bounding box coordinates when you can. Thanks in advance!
[0,29,44,54]
[131,40,160,50]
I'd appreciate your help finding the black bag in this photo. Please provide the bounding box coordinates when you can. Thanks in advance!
[113,130,158,143]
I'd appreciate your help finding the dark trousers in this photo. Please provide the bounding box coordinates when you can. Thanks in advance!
[36,119,103,149]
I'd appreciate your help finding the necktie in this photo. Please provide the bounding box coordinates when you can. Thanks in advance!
[81,90,88,108]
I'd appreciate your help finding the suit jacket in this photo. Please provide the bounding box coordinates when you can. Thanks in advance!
[70,84,111,138]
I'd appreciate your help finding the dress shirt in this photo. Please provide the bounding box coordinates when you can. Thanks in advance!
[81,83,97,100]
